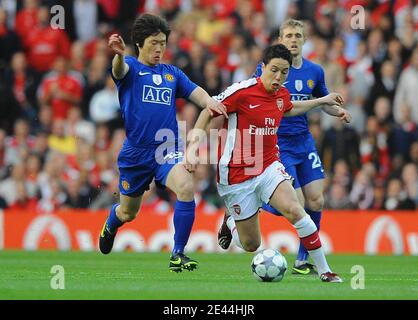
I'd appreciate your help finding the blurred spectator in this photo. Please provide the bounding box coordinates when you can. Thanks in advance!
[370,183,386,210]
[47,119,77,155]
[32,104,53,134]
[89,74,121,131]
[321,118,360,174]
[62,173,98,209]
[0,6,21,65]
[24,5,71,73]
[38,56,83,120]
[13,0,38,46]
[196,6,228,47]
[66,106,95,145]
[340,11,361,63]
[325,183,352,209]
[385,36,408,79]
[8,180,38,210]
[349,166,375,210]
[73,0,98,43]
[93,123,111,151]
[82,52,108,117]
[0,128,6,179]
[330,159,352,189]
[70,41,86,73]
[89,175,119,210]
[384,177,416,210]
[4,118,35,166]
[393,45,418,124]
[359,116,391,181]
[310,37,345,92]
[401,163,418,206]
[387,103,418,162]
[0,2,417,213]
[0,162,38,207]
[313,9,336,41]
[365,60,397,117]
[3,52,38,123]
[410,141,418,165]
[367,28,386,76]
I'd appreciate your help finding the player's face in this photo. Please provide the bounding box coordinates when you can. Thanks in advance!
[138,32,167,66]
[279,27,305,57]
[260,58,290,93]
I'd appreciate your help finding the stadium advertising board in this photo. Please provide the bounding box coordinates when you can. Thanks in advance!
[0,209,417,255]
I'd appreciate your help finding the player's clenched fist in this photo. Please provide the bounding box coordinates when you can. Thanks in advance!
[108,34,126,55]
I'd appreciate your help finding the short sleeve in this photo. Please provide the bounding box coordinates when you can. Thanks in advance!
[312,65,329,98]
[174,66,198,98]
[212,84,242,116]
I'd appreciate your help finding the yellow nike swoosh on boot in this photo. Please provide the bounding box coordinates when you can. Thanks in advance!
[170,258,182,265]
[100,222,107,237]
[292,267,311,275]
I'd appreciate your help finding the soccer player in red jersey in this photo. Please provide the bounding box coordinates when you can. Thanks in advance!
[186,44,343,282]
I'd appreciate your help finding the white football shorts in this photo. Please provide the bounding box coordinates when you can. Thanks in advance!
[217,161,293,221]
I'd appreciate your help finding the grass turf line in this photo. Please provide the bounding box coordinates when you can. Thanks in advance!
[0,251,417,300]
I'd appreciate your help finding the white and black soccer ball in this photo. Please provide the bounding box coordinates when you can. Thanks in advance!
[251,249,287,282]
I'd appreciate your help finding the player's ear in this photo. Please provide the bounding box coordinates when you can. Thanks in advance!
[261,63,266,73]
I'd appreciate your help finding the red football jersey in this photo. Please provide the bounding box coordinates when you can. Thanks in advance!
[39,74,83,119]
[25,26,71,72]
[214,77,293,185]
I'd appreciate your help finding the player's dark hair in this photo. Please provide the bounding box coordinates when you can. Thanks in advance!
[131,13,171,56]
[262,44,292,66]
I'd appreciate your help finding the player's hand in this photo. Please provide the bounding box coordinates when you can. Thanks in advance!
[206,99,228,119]
[337,107,352,123]
[108,34,126,55]
[184,162,197,173]
[322,93,344,106]
[184,142,199,173]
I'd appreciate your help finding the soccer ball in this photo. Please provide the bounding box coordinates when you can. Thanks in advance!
[251,249,287,282]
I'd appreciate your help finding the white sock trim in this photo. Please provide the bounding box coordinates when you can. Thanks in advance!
[293,215,317,238]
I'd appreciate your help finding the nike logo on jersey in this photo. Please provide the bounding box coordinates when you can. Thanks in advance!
[283,81,289,85]
[249,104,261,109]
[139,71,151,76]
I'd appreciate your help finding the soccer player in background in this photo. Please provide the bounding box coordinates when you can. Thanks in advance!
[187,44,343,282]
[99,13,227,272]
[218,19,351,276]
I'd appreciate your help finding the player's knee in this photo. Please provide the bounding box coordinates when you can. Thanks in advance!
[175,179,194,200]
[283,202,305,224]
[117,206,138,222]
[241,239,260,252]
[306,194,324,212]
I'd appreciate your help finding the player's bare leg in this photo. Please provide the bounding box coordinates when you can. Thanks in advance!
[293,179,324,273]
[165,164,198,272]
[233,212,262,252]
[269,180,342,282]
[99,194,142,254]
[289,185,317,274]
[218,211,233,249]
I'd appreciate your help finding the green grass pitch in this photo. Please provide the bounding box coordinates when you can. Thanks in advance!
[0,251,417,300]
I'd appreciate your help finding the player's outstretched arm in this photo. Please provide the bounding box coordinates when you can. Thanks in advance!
[285,92,344,117]
[189,87,228,118]
[109,34,129,79]
[184,108,212,173]
[322,104,352,123]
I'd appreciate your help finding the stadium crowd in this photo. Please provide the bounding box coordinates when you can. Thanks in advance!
[0,0,417,213]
